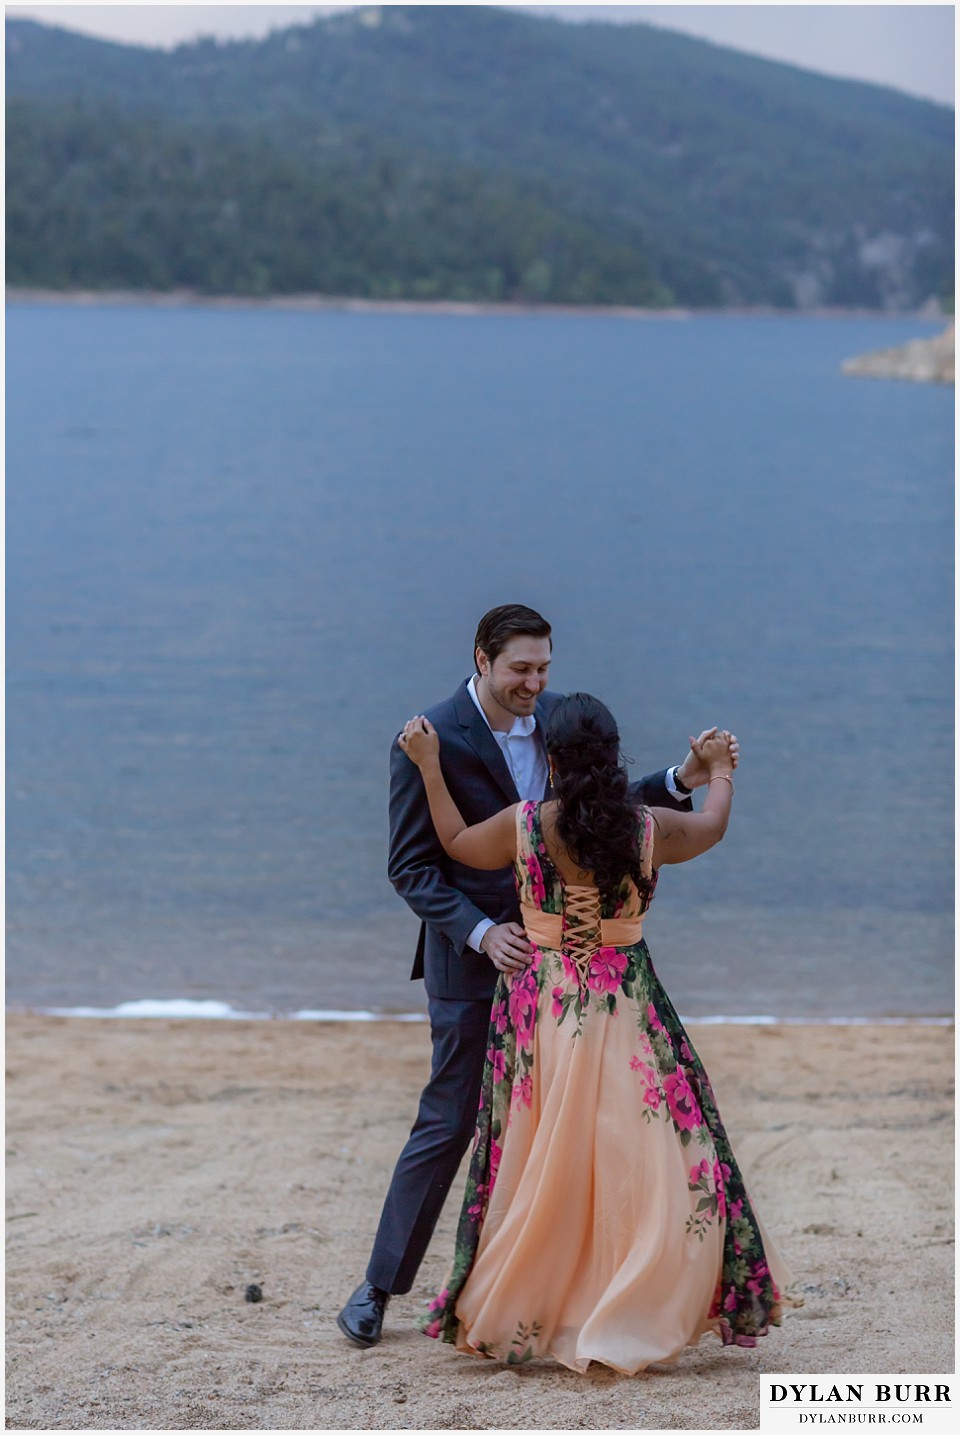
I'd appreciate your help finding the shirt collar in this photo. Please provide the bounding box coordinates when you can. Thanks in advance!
[467,673,538,737]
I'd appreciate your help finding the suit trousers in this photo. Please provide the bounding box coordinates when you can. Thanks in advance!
[366,993,493,1295]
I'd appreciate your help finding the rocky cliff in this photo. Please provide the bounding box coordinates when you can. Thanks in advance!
[842,324,954,384]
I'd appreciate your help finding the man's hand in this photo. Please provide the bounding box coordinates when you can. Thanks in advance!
[676,728,740,790]
[480,922,533,973]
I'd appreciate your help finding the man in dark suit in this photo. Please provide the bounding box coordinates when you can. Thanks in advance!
[337,604,720,1346]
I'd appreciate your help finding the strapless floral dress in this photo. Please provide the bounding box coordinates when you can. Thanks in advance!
[421,801,790,1373]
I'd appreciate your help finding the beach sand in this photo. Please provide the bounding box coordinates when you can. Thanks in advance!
[5,1015,953,1430]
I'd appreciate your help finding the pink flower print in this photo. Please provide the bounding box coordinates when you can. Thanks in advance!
[631,1059,662,1109]
[487,1045,506,1084]
[525,804,535,832]
[723,1288,738,1313]
[680,1039,693,1061]
[468,1181,488,1220]
[663,1068,703,1131]
[513,1073,533,1110]
[492,999,508,1035]
[561,952,581,983]
[752,1259,769,1282]
[551,986,565,1019]
[729,1198,743,1222]
[689,1157,710,1183]
[647,1002,665,1033]
[428,1287,449,1314]
[586,946,627,994]
[489,1138,502,1189]
[423,1317,441,1338]
[526,854,546,905]
[508,971,537,1050]
[712,1160,732,1220]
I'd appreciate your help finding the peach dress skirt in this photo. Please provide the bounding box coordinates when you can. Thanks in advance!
[421,801,790,1373]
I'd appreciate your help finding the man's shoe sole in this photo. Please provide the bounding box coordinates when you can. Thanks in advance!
[336,1310,381,1348]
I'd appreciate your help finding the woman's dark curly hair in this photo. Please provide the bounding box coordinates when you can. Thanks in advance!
[546,693,651,904]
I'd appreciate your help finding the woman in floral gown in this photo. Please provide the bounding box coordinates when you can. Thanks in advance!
[397,693,789,1374]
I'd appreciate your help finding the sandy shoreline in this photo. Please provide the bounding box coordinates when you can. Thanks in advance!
[5,288,939,322]
[5,1014,954,1430]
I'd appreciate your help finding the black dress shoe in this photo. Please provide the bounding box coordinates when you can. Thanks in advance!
[337,1281,390,1347]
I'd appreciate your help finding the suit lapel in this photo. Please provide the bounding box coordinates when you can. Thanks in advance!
[453,681,519,804]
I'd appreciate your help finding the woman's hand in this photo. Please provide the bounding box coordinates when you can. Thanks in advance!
[695,729,736,776]
[398,715,440,768]
[651,730,737,867]
[676,727,740,788]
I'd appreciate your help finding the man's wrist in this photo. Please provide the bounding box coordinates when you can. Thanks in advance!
[671,763,694,796]
[467,917,496,953]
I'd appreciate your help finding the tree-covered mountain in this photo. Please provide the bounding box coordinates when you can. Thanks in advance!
[6,97,667,302]
[5,6,954,307]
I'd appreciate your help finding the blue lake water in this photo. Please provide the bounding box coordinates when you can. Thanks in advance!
[5,303,954,1017]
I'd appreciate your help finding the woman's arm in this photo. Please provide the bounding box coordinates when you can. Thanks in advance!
[650,731,736,867]
[398,716,519,870]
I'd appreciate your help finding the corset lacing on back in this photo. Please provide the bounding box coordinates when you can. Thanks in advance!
[561,885,604,975]
[515,802,650,969]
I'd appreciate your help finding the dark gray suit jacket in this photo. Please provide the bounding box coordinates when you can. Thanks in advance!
[387,680,691,1002]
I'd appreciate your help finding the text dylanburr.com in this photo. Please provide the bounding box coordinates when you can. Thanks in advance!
[760,1378,955,1433]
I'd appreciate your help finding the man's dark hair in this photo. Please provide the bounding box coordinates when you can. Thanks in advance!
[474,604,552,668]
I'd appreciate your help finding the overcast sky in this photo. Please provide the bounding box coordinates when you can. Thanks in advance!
[5,3,956,106]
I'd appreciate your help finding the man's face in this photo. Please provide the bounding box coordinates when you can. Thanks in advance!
[477,635,552,720]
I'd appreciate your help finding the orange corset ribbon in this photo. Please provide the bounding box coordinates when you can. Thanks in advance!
[519,902,645,955]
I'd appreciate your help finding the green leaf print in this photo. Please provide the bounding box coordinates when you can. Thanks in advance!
[506,1320,541,1364]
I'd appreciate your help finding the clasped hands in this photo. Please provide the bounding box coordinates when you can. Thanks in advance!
[679,727,739,787]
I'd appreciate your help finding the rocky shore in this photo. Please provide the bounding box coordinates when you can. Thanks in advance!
[843,323,954,384]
